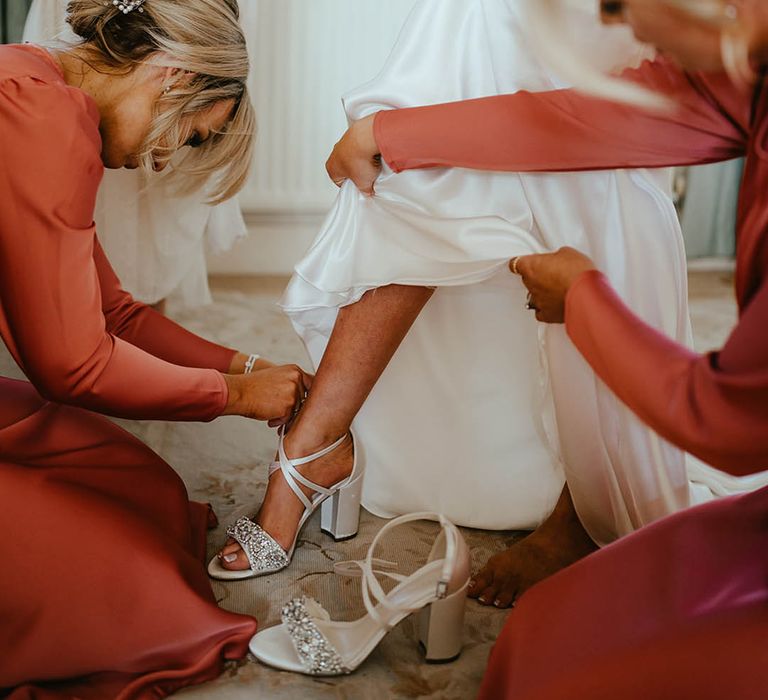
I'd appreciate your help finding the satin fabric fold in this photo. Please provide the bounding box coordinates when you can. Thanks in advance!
[477,484,768,700]
[282,0,693,540]
[0,379,257,700]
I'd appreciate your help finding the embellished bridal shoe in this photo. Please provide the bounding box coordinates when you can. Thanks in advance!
[249,512,471,675]
[207,429,362,580]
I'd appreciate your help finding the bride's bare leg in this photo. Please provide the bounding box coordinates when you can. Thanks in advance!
[219,284,434,568]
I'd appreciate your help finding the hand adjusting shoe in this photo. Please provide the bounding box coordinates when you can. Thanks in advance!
[249,512,471,675]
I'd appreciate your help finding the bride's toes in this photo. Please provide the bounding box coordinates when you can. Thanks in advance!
[491,583,517,609]
[217,541,250,570]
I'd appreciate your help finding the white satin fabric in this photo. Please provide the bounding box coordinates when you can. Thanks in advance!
[23,0,246,307]
[281,0,703,543]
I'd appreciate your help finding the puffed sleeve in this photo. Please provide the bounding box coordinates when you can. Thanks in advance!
[564,270,768,476]
[375,58,749,174]
[0,76,228,421]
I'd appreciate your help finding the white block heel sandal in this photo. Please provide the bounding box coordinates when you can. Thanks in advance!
[249,512,471,675]
[207,429,362,580]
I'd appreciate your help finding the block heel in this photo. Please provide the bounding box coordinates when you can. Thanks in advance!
[418,583,468,663]
[321,471,363,541]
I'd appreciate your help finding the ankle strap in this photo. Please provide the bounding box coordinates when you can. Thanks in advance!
[344,512,459,626]
[274,427,348,510]
[333,558,406,582]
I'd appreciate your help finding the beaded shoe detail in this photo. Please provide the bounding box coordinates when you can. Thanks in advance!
[226,517,290,573]
[281,597,350,676]
[208,429,362,581]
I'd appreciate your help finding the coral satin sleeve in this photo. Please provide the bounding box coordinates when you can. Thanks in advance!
[565,271,768,476]
[94,239,236,371]
[375,58,749,173]
[0,76,229,421]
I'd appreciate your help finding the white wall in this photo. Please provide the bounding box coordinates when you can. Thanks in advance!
[208,0,418,275]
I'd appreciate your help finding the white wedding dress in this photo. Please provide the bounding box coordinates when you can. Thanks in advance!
[23,0,246,307]
[282,0,767,545]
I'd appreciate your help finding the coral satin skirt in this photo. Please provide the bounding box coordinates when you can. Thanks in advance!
[0,377,256,700]
[478,484,768,700]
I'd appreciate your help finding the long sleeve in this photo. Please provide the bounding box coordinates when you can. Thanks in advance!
[375,58,750,174]
[564,270,768,476]
[0,74,228,421]
[94,240,236,372]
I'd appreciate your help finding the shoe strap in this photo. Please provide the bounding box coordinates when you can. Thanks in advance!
[333,558,406,583]
[275,427,348,511]
[351,512,459,626]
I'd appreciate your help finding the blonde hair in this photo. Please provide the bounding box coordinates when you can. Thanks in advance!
[66,0,255,203]
[525,0,753,110]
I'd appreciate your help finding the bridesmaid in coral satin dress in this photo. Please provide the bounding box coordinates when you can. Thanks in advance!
[328,0,768,696]
[0,2,309,696]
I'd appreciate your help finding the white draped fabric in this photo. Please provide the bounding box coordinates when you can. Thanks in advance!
[23,0,246,307]
[283,0,698,543]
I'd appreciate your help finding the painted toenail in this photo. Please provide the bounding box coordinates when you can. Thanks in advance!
[223,553,238,563]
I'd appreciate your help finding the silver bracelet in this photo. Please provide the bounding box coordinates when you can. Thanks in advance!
[244,353,260,374]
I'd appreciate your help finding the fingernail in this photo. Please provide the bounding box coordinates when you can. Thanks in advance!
[479,596,488,604]
[223,553,238,563]
[494,599,503,608]
[469,579,476,589]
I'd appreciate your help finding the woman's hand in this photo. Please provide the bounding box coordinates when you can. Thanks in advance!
[326,113,382,195]
[222,365,313,425]
[510,247,596,323]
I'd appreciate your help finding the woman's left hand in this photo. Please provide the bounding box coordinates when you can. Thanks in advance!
[510,247,596,323]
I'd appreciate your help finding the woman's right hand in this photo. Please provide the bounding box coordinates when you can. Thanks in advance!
[222,365,313,425]
[326,113,382,196]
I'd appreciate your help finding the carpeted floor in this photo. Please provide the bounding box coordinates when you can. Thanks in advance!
[0,270,737,699]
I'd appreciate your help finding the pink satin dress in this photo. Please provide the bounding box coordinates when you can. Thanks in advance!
[374,58,768,698]
[0,44,257,699]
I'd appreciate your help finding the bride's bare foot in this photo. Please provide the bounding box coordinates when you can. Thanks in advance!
[468,485,596,608]
[217,432,355,570]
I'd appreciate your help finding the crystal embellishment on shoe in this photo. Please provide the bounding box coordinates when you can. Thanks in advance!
[281,597,350,676]
[208,428,363,581]
[226,517,289,573]
[249,512,471,676]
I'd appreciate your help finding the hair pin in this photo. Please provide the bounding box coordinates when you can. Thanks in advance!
[112,0,146,14]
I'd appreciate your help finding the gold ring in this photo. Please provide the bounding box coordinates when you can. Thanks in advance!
[511,257,521,275]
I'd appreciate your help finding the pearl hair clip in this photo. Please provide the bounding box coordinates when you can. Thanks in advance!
[112,0,146,14]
